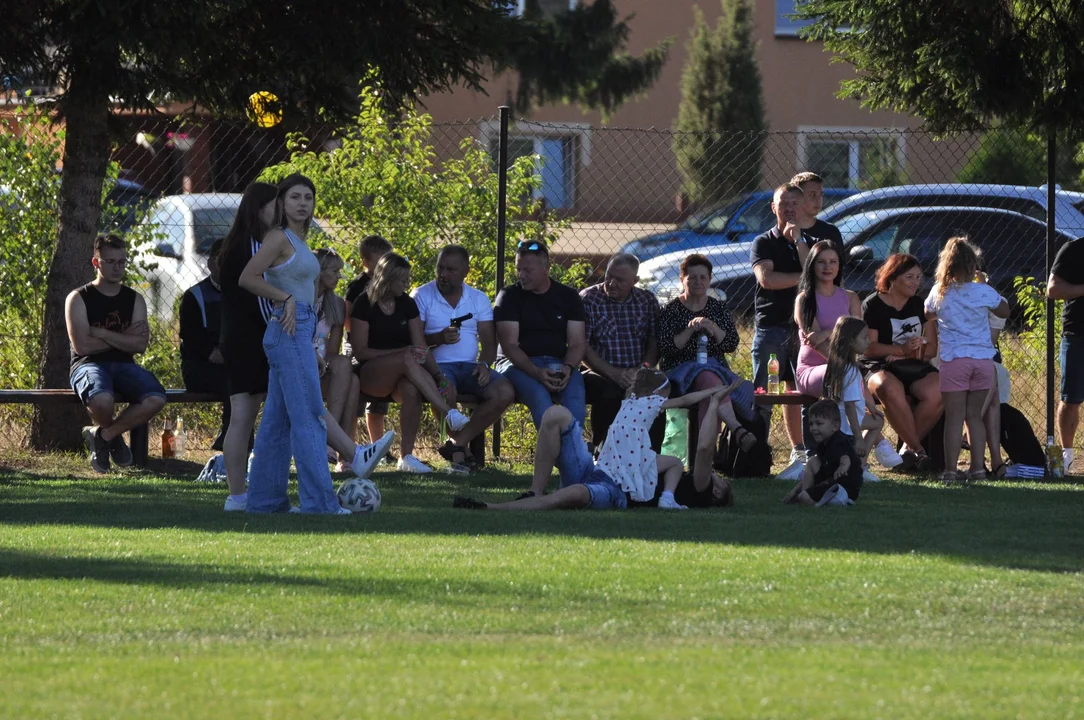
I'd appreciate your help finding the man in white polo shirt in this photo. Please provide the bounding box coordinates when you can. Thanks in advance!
[413,244,515,471]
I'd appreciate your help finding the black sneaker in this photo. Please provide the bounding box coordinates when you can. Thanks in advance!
[453,496,487,509]
[438,440,470,469]
[82,426,110,473]
[109,434,133,467]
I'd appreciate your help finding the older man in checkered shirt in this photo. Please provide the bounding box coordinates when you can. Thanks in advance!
[580,253,664,452]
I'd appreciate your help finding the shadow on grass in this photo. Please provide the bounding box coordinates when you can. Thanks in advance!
[1,469,1082,574]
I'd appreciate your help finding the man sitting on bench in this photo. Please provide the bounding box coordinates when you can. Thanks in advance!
[65,234,167,472]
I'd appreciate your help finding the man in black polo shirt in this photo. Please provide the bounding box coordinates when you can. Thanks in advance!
[495,240,587,491]
[1048,236,1084,473]
[750,182,809,479]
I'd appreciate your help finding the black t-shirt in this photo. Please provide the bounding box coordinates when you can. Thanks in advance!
[1052,238,1084,335]
[802,219,843,249]
[344,272,370,306]
[350,294,419,350]
[860,293,926,373]
[812,430,863,500]
[494,280,586,359]
[750,227,813,328]
[70,284,138,371]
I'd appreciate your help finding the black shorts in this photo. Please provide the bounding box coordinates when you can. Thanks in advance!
[882,358,937,394]
[223,343,269,396]
[351,360,390,414]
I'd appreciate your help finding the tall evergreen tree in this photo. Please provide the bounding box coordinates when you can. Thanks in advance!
[673,0,766,207]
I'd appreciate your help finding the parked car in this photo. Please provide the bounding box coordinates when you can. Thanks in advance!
[136,193,243,319]
[621,187,856,262]
[820,183,1084,237]
[638,206,1074,319]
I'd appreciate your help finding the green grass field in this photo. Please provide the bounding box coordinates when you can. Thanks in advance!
[1,453,1083,719]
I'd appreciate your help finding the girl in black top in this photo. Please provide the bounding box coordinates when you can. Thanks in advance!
[216,182,278,508]
[349,253,471,473]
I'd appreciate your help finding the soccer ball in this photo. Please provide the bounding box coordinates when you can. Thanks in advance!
[337,478,381,513]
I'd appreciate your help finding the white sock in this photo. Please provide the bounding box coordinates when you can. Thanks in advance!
[1063,448,1074,467]
[660,491,675,503]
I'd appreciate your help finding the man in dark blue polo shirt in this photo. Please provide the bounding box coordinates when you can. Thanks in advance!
[750,182,809,479]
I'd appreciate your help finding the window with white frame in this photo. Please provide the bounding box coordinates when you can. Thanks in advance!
[484,122,591,211]
[511,0,577,17]
[775,0,812,36]
[797,129,906,190]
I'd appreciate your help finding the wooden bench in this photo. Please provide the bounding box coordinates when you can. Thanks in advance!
[754,391,819,407]
[0,389,220,467]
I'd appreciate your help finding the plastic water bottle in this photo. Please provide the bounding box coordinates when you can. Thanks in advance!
[1046,435,1064,477]
[767,353,780,395]
[696,334,708,365]
[174,417,187,459]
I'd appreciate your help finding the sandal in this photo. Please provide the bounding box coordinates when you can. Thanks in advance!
[968,469,986,482]
[733,427,757,453]
[941,470,961,485]
[989,462,1007,479]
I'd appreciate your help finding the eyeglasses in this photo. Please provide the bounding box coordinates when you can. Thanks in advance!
[517,241,546,253]
[97,259,127,267]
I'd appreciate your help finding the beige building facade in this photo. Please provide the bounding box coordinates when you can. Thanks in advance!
[421,0,970,224]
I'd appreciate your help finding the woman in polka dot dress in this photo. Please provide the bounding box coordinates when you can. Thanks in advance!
[453,369,740,511]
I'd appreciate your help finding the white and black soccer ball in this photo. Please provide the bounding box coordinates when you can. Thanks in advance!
[337,478,381,513]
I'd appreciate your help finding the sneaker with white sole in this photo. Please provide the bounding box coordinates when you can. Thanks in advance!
[873,439,904,469]
[775,458,805,481]
[223,495,247,512]
[816,484,854,507]
[82,426,110,473]
[862,468,882,483]
[657,495,688,510]
[397,454,433,473]
[351,431,396,479]
[109,434,134,467]
[789,446,808,463]
[446,409,470,433]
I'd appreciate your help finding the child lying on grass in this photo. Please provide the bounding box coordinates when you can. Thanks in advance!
[454,369,740,511]
[782,399,863,507]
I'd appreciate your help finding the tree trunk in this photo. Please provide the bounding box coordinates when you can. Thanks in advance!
[30,73,111,451]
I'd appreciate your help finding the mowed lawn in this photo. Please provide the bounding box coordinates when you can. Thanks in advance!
[1,453,1083,719]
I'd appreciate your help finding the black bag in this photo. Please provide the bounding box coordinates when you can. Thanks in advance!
[716,407,774,478]
[1000,403,1045,467]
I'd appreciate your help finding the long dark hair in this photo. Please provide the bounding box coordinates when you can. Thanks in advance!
[797,241,842,332]
[275,173,317,234]
[822,316,868,402]
[219,182,278,266]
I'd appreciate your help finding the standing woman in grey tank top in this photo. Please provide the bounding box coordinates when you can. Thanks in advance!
[239,174,394,513]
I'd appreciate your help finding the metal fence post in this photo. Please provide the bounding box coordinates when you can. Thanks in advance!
[1046,126,1056,441]
[492,105,511,459]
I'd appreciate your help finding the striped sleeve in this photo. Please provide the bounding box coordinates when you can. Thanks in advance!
[253,238,274,324]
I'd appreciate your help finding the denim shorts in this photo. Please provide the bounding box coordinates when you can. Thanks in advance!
[558,418,627,509]
[1060,335,1084,403]
[438,361,505,397]
[70,361,166,405]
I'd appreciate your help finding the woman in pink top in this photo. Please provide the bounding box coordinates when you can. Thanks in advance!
[793,241,861,397]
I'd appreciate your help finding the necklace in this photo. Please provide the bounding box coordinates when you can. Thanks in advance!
[378,298,395,314]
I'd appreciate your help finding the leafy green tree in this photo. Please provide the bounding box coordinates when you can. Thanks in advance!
[258,80,580,298]
[673,0,766,207]
[507,0,671,119]
[797,0,1084,134]
[956,128,1083,190]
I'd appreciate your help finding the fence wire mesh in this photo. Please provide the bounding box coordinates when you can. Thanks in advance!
[1,106,1075,461]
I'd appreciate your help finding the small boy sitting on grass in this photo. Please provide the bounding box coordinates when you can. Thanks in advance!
[782,399,863,507]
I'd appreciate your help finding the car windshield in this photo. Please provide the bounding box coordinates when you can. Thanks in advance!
[682,199,742,232]
[193,207,238,255]
[837,213,891,244]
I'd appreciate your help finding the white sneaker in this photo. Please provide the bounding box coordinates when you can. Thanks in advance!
[446,409,470,432]
[789,446,808,464]
[397,454,433,474]
[816,484,854,507]
[776,458,805,481]
[657,495,688,510]
[223,495,247,512]
[351,431,396,479]
[288,505,301,514]
[873,439,904,469]
[334,506,353,515]
[862,468,881,483]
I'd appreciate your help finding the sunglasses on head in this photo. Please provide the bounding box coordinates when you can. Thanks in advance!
[517,241,546,253]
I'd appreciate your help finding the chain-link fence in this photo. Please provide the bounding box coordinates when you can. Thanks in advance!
[1,105,1076,460]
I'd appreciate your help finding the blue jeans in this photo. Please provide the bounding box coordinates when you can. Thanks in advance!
[497,355,586,428]
[557,418,627,509]
[70,360,166,404]
[247,302,341,514]
[752,324,807,450]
